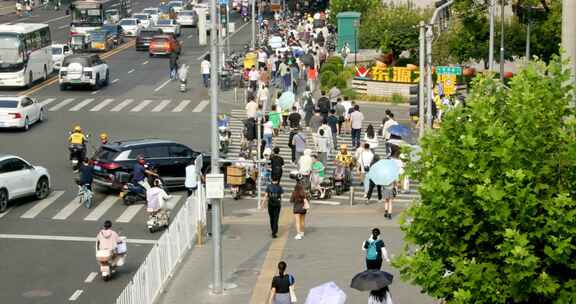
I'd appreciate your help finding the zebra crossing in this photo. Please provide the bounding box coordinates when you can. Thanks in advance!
[227,109,420,203]
[0,190,185,224]
[39,97,209,113]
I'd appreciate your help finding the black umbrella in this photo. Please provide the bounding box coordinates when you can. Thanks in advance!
[350,270,394,291]
[301,53,315,67]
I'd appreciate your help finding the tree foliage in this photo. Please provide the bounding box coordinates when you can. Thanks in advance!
[395,56,576,303]
[358,4,428,57]
[328,0,379,24]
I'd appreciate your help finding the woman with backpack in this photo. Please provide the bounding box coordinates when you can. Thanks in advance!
[269,261,297,304]
[363,228,390,270]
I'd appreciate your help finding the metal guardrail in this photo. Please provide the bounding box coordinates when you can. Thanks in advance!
[115,188,207,304]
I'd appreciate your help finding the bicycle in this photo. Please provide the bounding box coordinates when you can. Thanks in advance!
[78,184,94,208]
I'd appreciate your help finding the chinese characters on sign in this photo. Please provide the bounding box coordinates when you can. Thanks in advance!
[355,66,419,83]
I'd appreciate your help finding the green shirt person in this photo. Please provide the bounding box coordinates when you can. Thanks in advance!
[312,159,325,177]
[269,105,282,130]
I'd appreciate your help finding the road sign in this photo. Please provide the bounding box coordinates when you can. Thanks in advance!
[206,173,224,199]
[436,66,462,75]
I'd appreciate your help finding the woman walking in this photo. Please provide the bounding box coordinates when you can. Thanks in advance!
[290,183,309,240]
[368,286,393,304]
[363,228,390,270]
[364,124,379,149]
[269,261,296,304]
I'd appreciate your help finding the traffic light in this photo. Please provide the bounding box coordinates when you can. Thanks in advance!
[409,85,419,121]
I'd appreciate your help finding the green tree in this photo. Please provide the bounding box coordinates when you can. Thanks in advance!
[328,0,379,24]
[358,4,428,58]
[395,56,576,303]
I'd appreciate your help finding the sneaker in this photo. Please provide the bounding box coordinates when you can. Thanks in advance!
[294,233,303,240]
[272,233,277,238]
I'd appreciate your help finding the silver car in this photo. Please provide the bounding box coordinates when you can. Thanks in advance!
[154,19,181,36]
[0,154,51,213]
[176,10,197,27]
[0,96,47,130]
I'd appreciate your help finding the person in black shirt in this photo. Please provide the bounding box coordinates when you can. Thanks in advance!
[265,178,284,238]
[270,147,285,182]
[317,91,331,121]
[288,106,301,129]
[269,261,295,304]
[78,158,94,190]
[326,109,339,149]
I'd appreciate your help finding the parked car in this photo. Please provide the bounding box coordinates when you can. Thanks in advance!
[52,43,72,71]
[168,0,184,13]
[89,30,115,51]
[176,10,197,27]
[0,96,47,130]
[154,19,181,36]
[101,24,125,45]
[149,34,181,56]
[0,154,51,213]
[142,7,160,24]
[91,139,210,190]
[133,13,152,29]
[59,54,110,90]
[118,18,141,37]
[135,28,164,51]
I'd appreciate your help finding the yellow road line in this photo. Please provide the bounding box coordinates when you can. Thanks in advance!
[249,208,293,304]
[18,40,135,97]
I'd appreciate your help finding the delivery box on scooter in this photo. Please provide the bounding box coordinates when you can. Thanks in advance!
[227,166,246,185]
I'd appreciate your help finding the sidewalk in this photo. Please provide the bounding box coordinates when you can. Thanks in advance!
[0,1,16,16]
[156,198,435,304]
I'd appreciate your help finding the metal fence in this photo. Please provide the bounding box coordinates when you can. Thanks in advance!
[115,188,206,304]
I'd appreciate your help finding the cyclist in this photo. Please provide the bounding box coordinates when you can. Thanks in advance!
[78,158,94,208]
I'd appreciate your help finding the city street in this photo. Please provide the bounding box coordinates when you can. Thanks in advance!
[0,2,249,302]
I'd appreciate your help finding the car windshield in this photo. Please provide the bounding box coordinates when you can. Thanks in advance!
[52,47,63,55]
[157,19,172,25]
[119,19,136,25]
[102,25,117,32]
[0,33,23,63]
[143,9,157,14]
[95,147,119,161]
[90,32,106,40]
[0,100,18,108]
[134,14,147,20]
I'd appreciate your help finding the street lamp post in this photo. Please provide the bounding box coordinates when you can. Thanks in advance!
[499,0,505,82]
[488,0,495,71]
[251,0,256,49]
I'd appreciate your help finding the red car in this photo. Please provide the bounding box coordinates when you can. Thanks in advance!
[149,34,181,56]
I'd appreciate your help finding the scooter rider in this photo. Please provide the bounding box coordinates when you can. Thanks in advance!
[69,125,88,171]
[146,179,171,220]
[132,155,158,191]
[99,133,109,145]
[310,154,326,198]
[335,144,354,186]
[96,220,122,278]
[96,220,120,251]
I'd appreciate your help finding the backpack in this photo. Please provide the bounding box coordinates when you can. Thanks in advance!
[366,240,380,260]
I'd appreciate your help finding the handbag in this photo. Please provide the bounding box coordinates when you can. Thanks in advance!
[288,274,298,303]
[303,199,310,210]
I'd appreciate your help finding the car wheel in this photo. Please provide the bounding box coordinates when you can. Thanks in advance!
[22,117,30,131]
[59,83,67,91]
[39,108,46,122]
[93,75,100,90]
[0,189,8,213]
[35,177,50,200]
[43,66,48,81]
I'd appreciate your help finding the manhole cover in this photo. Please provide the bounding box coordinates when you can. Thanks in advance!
[22,289,52,298]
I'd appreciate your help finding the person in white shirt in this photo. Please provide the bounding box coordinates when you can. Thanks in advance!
[356,143,374,195]
[185,162,197,197]
[364,124,379,149]
[200,58,210,88]
[382,110,398,140]
[350,105,365,148]
[248,65,259,92]
[257,84,269,111]
[245,97,259,119]
[263,115,274,149]
[146,179,171,214]
[257,48,268,69]
[315,129,331,165]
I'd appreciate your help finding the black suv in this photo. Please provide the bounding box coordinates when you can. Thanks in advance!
[92,139,210,190]
[135,29,164,51]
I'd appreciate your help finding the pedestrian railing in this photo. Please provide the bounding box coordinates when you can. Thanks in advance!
[115,189,205,304]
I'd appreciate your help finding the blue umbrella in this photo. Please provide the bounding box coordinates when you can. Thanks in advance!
[366,159,400,186]
[277,91,295,110]
[387,124,412,140]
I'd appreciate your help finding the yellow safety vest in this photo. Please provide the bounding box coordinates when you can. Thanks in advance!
[69,133,85,145]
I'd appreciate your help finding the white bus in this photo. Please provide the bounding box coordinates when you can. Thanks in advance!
[70,0,132,35]
[0,23,53,88]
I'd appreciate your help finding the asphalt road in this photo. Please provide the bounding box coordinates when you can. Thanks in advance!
[0,1,251,302]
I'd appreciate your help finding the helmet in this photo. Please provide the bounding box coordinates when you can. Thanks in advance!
[73,125,82,132]
[99,133,109,142]
[340,144,348,150]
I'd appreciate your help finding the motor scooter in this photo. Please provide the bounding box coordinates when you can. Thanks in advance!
[69,144,86,170]
[332,165,351,195]
[95,237,127,281]
[147,209,170,233]
[121,182,147,205]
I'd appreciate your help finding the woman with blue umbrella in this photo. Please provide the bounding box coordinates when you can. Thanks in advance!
[365,157,400,219]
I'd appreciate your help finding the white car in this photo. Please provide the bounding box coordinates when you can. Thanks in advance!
[118,18,142,37]
[154,19,181,36]
[51,43,72,71]
[133,13,152,29]
[143,7,160,24]
[176,10,197,27]
[0,96,47,130]
[59,54,110,91]
[0,154,51,213]
[169,0,185,13]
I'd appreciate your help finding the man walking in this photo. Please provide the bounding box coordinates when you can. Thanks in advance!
[291,128,307,164]
[327,109,339,149]
[350,104,364,148]
[265,178,283,238]
[200,56,210,88]
[169,52,179,80]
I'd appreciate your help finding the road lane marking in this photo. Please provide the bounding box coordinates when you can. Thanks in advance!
[130,99,153,112]
[69,290,83,301]
[166,195,182,210]
[116,205,143,223]
[112,78,119,83]
[142,60,149,65]
[90,98,114,111]
[90,90,100,95]
[192,100,209,112]
[84,196,117,221]
[127,69,135,74]
[52,197,82,220]
[69,98,94,111]
[151,99,171,112]
[0,234,157,244]
[58,24,68,29]
[0,208,11,218]
[154,79,171,92]
[187,34,194,39]
[84,272,98,283]
[172,99,191,112]
[110,99,134,112]
[49,98,74,111]
[40,98,55,106]
[20,191,65,219]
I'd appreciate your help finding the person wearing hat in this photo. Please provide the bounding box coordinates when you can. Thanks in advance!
[335,144,354,187]
[99,133,109,145]
[68,125,87,171]
[132,155,158,191]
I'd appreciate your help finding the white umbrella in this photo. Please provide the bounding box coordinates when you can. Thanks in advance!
[304,281,346,304]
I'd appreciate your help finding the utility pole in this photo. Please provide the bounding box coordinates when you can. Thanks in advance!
[499,0,505,82]
[209,0,222,295]
[251,0,256,49]
[525,6,531,60]
[562,0,576,83]
[418,21,425,138]
[488,0,495,71]
[425,25,433,129]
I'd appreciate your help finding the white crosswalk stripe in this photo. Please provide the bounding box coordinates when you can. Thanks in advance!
[52,197,82,220]
[40,98,56,107]
[84,196,118,221]
[192,100,209,112]
[90,98,114,111]
[20,191,64,219]
[116,205,143,223]
[172,100,191,112]
[49,98,74,111]
[130,99,153,112]
[110,99,134,112]
[152,99,171,112]
[69,98,95,111]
